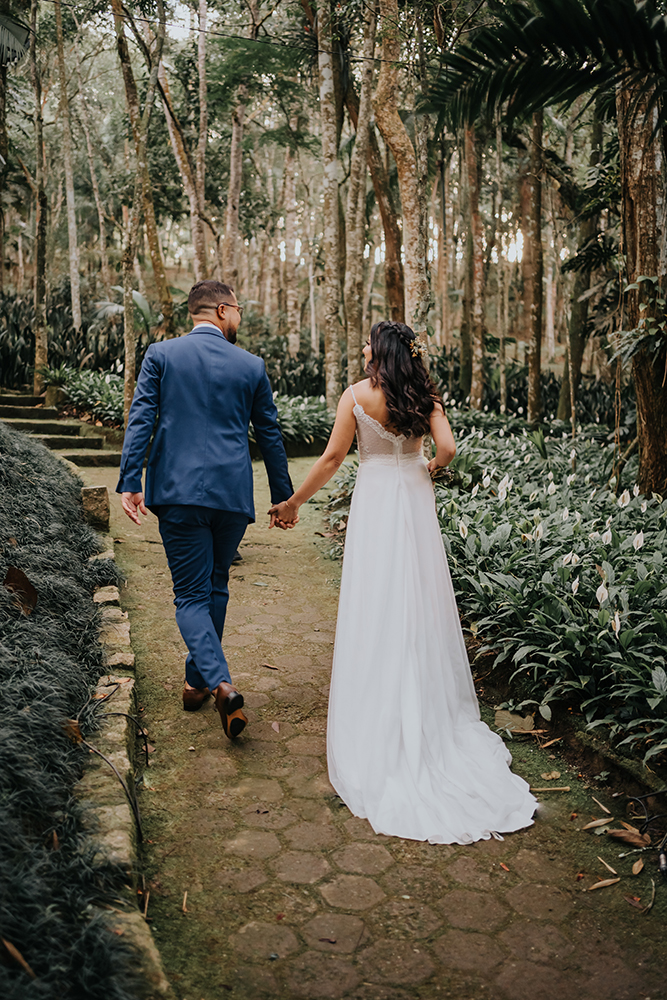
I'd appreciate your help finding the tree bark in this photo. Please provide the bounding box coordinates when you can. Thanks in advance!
[55,0,82,331]
[284,135,300,355]
[373,0,429,333]
[495,121,507,413]
[195,0,208,274]
[30,0,48,392]
[344,2,375,385]
[617,85,667,493]
[465,125,485,409]
[318,0,342,409]
[521,111,544,424]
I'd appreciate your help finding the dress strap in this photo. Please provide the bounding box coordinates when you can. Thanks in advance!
[350,385,358,405]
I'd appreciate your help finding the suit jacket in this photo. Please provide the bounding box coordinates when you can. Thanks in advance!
[116,324,292,521]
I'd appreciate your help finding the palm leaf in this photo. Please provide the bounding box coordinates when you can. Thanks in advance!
[0,15,29,67]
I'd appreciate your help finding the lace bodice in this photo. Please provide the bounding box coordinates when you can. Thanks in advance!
[350,387,423,463]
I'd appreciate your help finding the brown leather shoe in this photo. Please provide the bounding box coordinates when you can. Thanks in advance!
[182,683,210,712]
[214,682,247,739]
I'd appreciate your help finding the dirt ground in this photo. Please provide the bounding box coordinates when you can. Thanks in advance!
[83,458,667,1000]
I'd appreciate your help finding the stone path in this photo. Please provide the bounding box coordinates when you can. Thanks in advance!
[83,459,666,1000]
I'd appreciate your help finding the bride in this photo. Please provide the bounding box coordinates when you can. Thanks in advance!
[269,320,536,845]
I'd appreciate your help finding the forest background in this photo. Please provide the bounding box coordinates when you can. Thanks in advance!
[2,0,667,763]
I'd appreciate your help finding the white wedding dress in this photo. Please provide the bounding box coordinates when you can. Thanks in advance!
[327,389,537,844]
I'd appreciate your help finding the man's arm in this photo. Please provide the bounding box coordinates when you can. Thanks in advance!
[116,346,161,497]
[250,366,293,504]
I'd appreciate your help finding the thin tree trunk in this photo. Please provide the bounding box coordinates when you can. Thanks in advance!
[466,125,485,409]
[495,121,506,413]
[0,62,6,297]
[318,0,343,409]
[195,0,208,272]
[55,0,82,331]
[344,2,375,385]
[284,135,300,356]
[31,0,48,392]
[374,0,428,332]
[522,111,544,424]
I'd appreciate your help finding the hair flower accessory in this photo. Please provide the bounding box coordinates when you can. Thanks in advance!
[410,336,428,359]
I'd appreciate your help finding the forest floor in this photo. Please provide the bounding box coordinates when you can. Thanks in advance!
[83,459,667,1000]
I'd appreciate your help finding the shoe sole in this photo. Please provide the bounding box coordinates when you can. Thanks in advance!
[224,708,247,739]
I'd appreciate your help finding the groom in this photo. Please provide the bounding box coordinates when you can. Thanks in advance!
[117,279,293,739]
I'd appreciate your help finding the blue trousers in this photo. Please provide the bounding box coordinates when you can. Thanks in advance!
[157,505,248,691]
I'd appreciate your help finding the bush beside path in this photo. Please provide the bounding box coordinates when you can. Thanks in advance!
[82,459,666,1000]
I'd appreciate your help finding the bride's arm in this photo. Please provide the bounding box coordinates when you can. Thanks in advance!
[268,389,357,525]
[427,402,456,473]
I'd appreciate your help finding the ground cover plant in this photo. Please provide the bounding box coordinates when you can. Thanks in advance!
[0,422,140,999]
[323,411,667,766]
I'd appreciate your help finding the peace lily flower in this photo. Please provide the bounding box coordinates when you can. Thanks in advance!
[570,448,577,460]
[563,551,573,566]
[605,515,613,527]
[534,523,544,540]
[641,500,648,513]
[596,583,609,604]
[521,532,534,542]
[499,429,505,437]
[633,484,640,497]
[561,508,569,521]
[471,483,479,497]
[633,530,644,550]
[482,475,491,488]
[529,490,539,502]
[601,528,612,544]
[571,553,580,566]
[547,482,557,495]
[459,521,468,539]
[548,472,554,481]
[498,486,508,501]
[618,490,631,507]
[524,455,531,464]
[611,610,621,635]
[589,531,600,540]
[572,577,580,595]
[567,473,576,485]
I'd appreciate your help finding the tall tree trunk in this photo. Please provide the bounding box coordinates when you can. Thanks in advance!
[495,121,507,413]
[318,0,342,408]
[522,111,544,424]
[30,0,48,392]
[618,85,667,493]
[557,110,603,421]
[465,125,485,409]
[55,0,82,331]
[344,2,375,385]
[195,0,208,275]
[0,62,6,296]
[284,136,300,355]
[110,0,173,335]
[374,0,429,332]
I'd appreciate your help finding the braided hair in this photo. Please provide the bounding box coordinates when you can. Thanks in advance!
[366,320,441,437]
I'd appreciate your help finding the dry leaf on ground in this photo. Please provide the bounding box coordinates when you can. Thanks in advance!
[582,817,614,830]
[624,895,645,911]
[592,796,611,815]
[271,721,280,733]
[262,663,279,671]
[597,856,618,875]
[494,709,534,732]
[632,859,644,875]
[607,829,651,847]
[3,566,38,615]
[585,877,621,891]
[540,770,561,780]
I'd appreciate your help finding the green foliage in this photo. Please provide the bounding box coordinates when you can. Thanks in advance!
[323,411,667,763]
[243,331,325,396]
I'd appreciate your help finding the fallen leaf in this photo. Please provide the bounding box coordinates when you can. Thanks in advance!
[575,872,585,881]
[624,895,646,911]
[632,859,644,875]
[271,721,280,733]
[182,891,188,914]
[276,913,285,921]
[1,938,36,978]
[494,709,534,732]
[570,813,578,821]
[585,877,620,891]
[146,743,156,754]
[499,863,510,872]
[3,566,38,614]
[319,938,337,944]
[111,928,125,936]
[620,820,642,834]
[591,796,611,815]
[582,817,613,830]
[540,770,561,780]
[262,662,279,671]
[597,856,618,875]
[62,719,83,744]
[187,746,195,752]
[607,829,651,848]
[540,736,563,748]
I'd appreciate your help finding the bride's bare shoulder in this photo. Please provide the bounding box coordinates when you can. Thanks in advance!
[351,379,379,402]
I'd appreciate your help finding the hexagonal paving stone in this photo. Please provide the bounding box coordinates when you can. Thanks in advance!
[505,882,573,921]
[230,920,299,959]
[343,817,377,841]
[357,939,435,986]
[495,959,580,1000]
[379,864,449,900]
[447,855,492,888]
[333,843,393,875]
[286,821,341,850]
[231,777,284,802]
[499,920,574,963]
[225,829,281,859]
[511,848,569,881]
[374,899,442,939]
[436,888,509,930]
[321,874,386,911]
[433,929,506,974]
[272,850,330,883]
[288,734,327,755]
[302,913,367,953]
[211,866,267,894]
[282,951,361,998]
[242,804,299,829]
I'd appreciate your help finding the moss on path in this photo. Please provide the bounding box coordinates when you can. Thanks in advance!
[83,459,666,1000]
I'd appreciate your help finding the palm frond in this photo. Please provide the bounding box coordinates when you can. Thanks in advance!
[0,15,29,67]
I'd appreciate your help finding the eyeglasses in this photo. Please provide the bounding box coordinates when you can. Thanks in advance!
[216,301,244,318]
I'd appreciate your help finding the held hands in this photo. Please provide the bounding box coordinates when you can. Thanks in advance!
[121,491,148,525]
[268,498,300,530]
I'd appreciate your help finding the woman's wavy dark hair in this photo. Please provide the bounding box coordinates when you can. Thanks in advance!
[366,320,441,437]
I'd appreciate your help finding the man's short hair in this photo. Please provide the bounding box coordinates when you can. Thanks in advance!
[188,280,235,314]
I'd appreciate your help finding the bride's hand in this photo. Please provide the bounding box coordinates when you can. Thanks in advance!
[268,499,300,529]
[427,458,441,474]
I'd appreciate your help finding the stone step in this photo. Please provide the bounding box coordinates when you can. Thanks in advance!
[0,405,59,419]
[57,450,122,467]
[0,394,43,406]
[35,434,103,450]
[3,418,83,435]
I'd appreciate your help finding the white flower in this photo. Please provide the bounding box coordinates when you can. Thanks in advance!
[641,501,648,513]
[459,521,468,539]
[547,482,557,495]
[529,490,539,502]
[618,490,631,508]
[478,430,484,439]
[589,531,600,540]
[499,429,505,437]
[483,475,491,488]
[521,443,527,452]
[566,473,576,486]
[602,528,612,544]
[572,577,580,595]
[498,487,507,502]
[606,515,613,527]
[612,610,621,635]
[535,523,544,540]
[633,484,640,497]
[515,460,522,467]
[633,530,644,550]
[471,483,479,497]
[521,532,534,542]
[589,488,597,500]
[563,551,573,566]
[522,455,530,464]
[548,472,554,481]
[499,474,510,491]
[561,508,569,521]
[571,553,580,565]
[573,511,582,525]
[596,583,609,604]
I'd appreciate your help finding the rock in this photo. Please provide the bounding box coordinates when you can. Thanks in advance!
[81,485,110,531]
[94,586,121,606]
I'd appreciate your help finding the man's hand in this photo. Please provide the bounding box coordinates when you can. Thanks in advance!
[268,499,299,530]
[121,491,148,525]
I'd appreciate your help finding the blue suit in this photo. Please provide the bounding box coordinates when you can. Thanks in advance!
[116,324,292,691]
